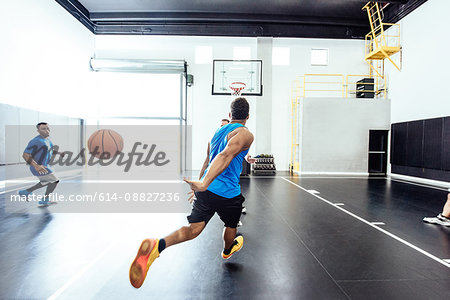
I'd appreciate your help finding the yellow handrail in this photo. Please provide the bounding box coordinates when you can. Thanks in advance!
[292,73,386,99]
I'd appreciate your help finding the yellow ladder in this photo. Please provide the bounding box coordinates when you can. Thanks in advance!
[362,2,401,77]
[363,2,385,48]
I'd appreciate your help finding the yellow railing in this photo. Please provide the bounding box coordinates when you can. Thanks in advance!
[292,74,387,99]
[365,23,400,57]
[293,74,345,98]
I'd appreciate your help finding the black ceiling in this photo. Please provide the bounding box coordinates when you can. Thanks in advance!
[55,0,427,39]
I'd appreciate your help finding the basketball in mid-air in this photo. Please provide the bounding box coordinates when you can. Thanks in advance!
[87,129,124,158]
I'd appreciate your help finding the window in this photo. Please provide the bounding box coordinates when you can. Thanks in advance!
[233,47,251,60]
[311,48,328,66]
[91,73,181,118]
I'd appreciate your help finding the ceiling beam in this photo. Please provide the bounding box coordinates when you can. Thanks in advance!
[90,12,368,27]
[54,0,426,38]
[54,0,95,33]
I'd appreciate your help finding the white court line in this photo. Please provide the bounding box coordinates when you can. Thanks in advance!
[80,180,182,183]
[443,259,450,264]
[281,177,450,269]
[307,189,320,194]
[47,243,115,300]
[0,174,83,195]
[334,203,345,206]
[371,222,386,226]
[0,169,83,185]
[287,175,387,179]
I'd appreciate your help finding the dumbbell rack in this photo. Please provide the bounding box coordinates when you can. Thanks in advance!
[252,155,276,175]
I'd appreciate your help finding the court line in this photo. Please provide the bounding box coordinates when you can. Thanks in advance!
[0,174,83,195]
[250,176,387,179]
[307,189,320,194]
[47,243,115,300]
[0,170,83,185]
[281,177,450,269]
[79,180,182,183]
[370,222,386,226]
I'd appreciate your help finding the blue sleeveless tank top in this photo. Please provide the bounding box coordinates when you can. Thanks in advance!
[201,123,249,198]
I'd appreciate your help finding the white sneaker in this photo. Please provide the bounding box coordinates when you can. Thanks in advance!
[423,214,450,227]
[237,220,243,227]
[241,207,247,214]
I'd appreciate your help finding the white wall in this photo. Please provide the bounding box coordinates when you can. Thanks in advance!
[301,98,391,174]
[387,0,450,123]
[94,36,370,170]
[272,38,368,170]
[0,0,94,118]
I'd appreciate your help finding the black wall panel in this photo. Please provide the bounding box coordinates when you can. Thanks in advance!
[391,122,407,166]
[391,116,450,182]
[406,120,423,168]
[369,130,387,151]
[423,118,442,170]
[443,117,450,171]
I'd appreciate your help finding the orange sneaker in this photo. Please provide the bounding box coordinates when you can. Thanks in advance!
[129,239,160,288]
[221,235,244,259]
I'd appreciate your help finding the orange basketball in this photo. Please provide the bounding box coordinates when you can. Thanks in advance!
[88,129,124,158]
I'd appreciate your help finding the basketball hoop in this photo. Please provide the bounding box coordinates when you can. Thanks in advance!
[230,82,246,96]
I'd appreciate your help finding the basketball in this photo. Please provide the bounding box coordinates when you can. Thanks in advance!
[87,129,124,158]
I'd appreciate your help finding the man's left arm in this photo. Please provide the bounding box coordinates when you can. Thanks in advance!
[245,153,256,164]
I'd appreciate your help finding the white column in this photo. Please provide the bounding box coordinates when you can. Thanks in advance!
[256,37,273,155]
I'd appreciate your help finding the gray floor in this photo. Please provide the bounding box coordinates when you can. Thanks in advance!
[0,174,449,299]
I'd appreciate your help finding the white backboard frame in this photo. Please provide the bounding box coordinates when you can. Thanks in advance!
[212,60,263,96]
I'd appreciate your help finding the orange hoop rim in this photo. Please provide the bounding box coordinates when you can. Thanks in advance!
[230,82,246,95]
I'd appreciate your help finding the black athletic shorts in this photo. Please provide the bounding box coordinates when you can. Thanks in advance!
[187,190,245,228]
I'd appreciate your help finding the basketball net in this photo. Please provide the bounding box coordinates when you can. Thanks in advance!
[230,81,246,97]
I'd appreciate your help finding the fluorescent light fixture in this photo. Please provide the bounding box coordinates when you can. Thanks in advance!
[89,58,186,73]
[272,47,290,65]
[195,46,212,64]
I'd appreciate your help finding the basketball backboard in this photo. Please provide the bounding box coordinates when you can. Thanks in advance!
[212,60,262,96]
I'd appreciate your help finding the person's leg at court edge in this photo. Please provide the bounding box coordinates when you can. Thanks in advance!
[423,190,450,226]
[129,97,254,288]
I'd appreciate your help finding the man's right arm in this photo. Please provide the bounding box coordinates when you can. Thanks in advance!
[23,153,37,167]
[198,142,210,180]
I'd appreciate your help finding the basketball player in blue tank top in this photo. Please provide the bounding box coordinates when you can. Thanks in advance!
[130,97,254,288]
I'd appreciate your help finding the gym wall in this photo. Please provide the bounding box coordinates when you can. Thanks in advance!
[390,116,450,182]
[301,97,391,174]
